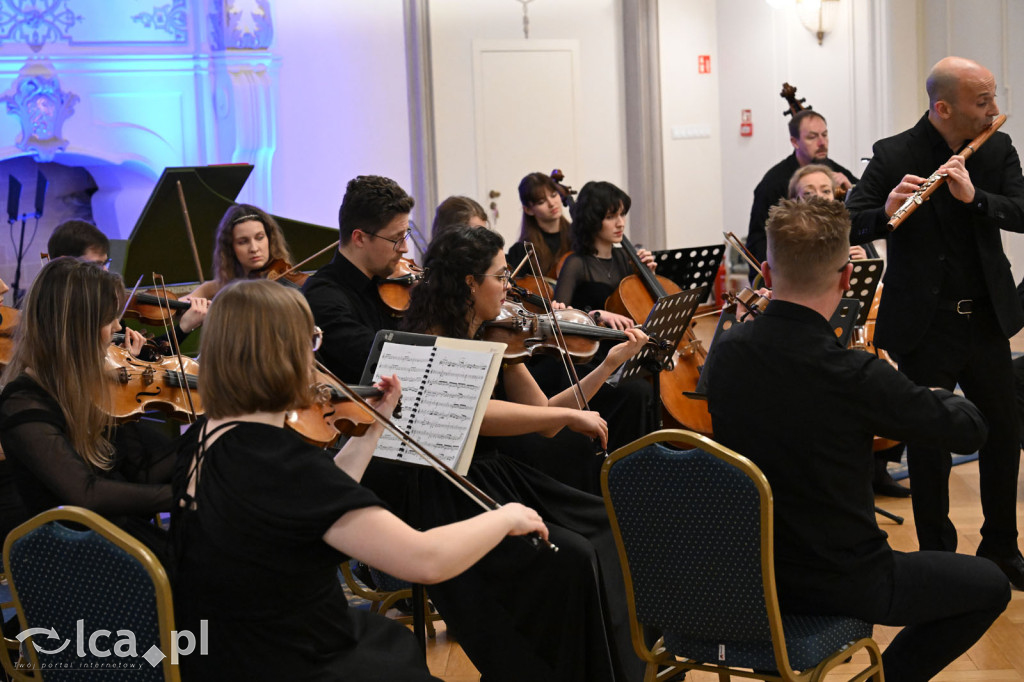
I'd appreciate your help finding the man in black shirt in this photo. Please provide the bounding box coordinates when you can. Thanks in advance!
[847,57,1024,588]
[704,198,1009,681]
[303,175,415,382]
[745,110,858,281]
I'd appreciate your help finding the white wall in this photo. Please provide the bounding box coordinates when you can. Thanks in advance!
[271,0,413,229]
[916,0,1024,279]
[715,0,865,245]
[428,0,627,230]
[658,0,724,248]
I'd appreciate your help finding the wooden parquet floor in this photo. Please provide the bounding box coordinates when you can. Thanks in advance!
[421,456,1024,681]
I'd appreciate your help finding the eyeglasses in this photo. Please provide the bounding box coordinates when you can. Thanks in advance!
[364,230,411,252]
[312,326,324,352]
[474,269,513,285]
[837,257,852,273]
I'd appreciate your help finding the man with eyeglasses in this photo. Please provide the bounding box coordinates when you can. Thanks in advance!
[303,175,415,383]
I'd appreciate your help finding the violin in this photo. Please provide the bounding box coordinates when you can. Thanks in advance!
[482,301,667,365]
[604,236,713,435]
[0,305,19,368]
[285,371,387,446]
[104,344,203,422]
[261,258,310,289]
[728,287,770,318]
[377,257,425,313]
[122,291,192,326]
[508,276,554,314]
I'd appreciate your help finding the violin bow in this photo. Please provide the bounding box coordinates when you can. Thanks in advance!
[267,239,340,282]
[119,275,145,322]
[408,219,429,256]
[175,181,206,284]
[521,244,603,438]
[314,360,558,552]
[724,231,762,278]
[516,246,590,411]
[153,273,199,423]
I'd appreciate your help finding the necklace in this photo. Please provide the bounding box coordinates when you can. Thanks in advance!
[593,255,617,282]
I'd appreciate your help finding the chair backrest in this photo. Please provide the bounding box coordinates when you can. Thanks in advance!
[602,429,787,667]
[2,506,179,682]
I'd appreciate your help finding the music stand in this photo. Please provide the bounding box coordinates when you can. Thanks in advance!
[842,258,883,327]
[829,298,863,348]
[615,287,706,430]
[651,243,725,298]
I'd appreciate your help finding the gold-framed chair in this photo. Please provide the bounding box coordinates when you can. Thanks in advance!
[1,506,179,681]
[339,561,439,638]
[601,429,884,682]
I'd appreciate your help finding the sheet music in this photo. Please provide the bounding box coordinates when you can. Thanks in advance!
[370,343,496,470]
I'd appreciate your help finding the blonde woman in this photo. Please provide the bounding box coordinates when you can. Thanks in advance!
[0,257,174,549]
[172,279,545,681]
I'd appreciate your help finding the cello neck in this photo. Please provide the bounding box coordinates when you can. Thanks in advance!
[620,236,666,299]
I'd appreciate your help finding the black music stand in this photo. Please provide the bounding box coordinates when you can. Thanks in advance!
[616,287,707,430]
[842,258,883,327]
[828,298,863,348]
[651,243,725,298]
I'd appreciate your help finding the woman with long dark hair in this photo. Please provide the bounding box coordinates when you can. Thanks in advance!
[554,180,656,330]
[380,225,645,682]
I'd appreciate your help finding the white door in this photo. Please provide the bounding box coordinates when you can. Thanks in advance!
[472,39,581,245]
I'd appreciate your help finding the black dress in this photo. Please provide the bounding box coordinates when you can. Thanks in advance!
[361,439,643,682]
[171,421,437,682]
[0,373,174,555]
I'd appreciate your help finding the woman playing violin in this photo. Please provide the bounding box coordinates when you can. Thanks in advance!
[0,257,176,554]
[386,225,645,682]
[507,172,573,278]
[554,181,657,330]
[187,204,296,300]
[172,278,546,681]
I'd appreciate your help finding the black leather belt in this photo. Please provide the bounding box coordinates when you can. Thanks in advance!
[936,297,988,315]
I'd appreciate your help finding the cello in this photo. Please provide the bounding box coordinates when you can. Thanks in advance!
[605,236,713,435]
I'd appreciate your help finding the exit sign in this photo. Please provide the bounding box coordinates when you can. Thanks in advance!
[698,55,711,74]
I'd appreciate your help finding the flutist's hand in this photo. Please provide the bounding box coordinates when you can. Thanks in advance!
[885,174,929,217]
[938,155,976,204]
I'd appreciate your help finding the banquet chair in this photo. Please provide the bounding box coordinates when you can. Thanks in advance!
[2,506,179,681]
[601,429,884,682]
[340,562,439,638]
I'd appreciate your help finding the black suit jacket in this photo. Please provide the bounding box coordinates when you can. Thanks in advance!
[847,113,1024,354]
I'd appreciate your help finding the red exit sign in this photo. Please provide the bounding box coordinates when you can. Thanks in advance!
[698,55,711,74]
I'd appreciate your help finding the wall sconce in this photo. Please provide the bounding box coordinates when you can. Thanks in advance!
[764,0,840,46]
[796,0,840,45]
